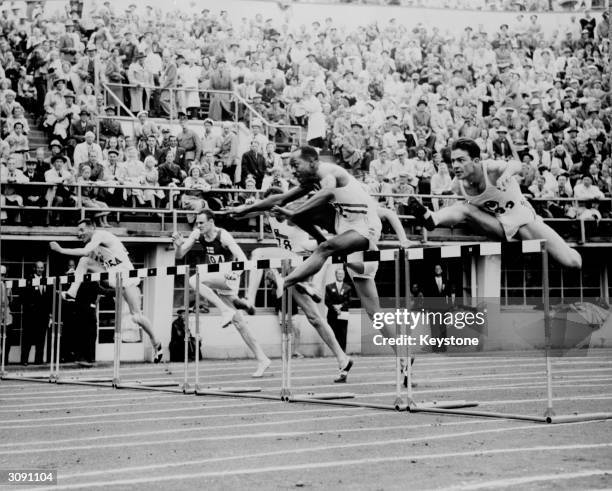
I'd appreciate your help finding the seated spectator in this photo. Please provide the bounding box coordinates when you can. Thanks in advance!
[71,110,96,145]
[6,121,29,168]
[0,154,28,224]
[73,131,103,167]
[122,147,146,207]
[133,111,160,141]
[77,164,111,227]
[430,161,453,211]
[181,166,211,224]
[101,148,127,207]
[158,152,184,209]
[44,155,76,226]
[77,83,97,115]
[99,106,124,143]
[142,156,164,210]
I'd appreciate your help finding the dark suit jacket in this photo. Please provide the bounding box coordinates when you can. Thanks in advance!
[21,276,53,321]
[492,138,513,159]
[325,282,351,322]
[20,169,46,200]
[140,145,164,163]
[240,150,266,188]
[422,275,453,311]
[159,146,186,170]
[158,162,183,187]
[71,120,97,143]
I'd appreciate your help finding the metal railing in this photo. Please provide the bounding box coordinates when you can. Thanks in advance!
[2,182,610,243]
[99,82,305,147]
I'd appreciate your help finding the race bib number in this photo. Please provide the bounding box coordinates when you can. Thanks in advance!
[274,229,292,251]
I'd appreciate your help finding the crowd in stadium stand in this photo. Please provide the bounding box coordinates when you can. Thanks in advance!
[0,1,609,228]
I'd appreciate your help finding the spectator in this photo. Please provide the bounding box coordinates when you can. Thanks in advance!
[73,131,103,167]
[240,140,266,189]
[181,165,211,224]
[77,164,111,227]
[44,155,75,226]
[176,112,202,164]
[142,155,164,210]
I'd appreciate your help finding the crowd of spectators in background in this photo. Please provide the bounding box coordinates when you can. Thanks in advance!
[0,0,609,228]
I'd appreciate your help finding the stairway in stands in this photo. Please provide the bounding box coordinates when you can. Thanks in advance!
[26,115,49,158]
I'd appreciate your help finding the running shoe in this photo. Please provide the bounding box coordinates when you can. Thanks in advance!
[334,358,353,383]
[405,197,436,231]
[154,342,164,363]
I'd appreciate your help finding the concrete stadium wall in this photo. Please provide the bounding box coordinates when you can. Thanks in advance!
[86,0,597,37]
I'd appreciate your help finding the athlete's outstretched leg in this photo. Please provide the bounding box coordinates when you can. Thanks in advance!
[221,295,270,377]
[517,221,582,269]
[123,284,163,361]
[284,231,368,289]
[292,291,352,381]
[66,257,97,298]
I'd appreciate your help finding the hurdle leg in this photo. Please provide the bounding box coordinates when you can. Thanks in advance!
[52,285,63,382]
[1,301,6,376]
[403,251,415,410]
[194,267,201,391]
[47,281,57,382]
[541,242,555,420]
[393,250,405,411]
[285,284,293,400]
[182,272,191,393]
[112,273,123,387]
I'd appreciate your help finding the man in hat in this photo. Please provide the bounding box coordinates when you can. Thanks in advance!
[71,110,96,144]
[21,159,47,225]
[176,111,202,164]
[208,57,233,121]
[159,50,178,118]
[99,106,124,142]
[127,52,153,113]
[341,121,366,170]
[44,154,76,225]
[58,20,78,62]
[75,45,100,93]
[491,126,518,160]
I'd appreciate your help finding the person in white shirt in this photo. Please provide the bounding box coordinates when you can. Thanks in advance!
[73,131,103,167]
[574,176,605,201]
[369,148,397,182]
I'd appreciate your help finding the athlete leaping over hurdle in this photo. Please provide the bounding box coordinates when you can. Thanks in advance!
[49,218,164,363]
[405,138,582,269]
[225,146,416,381]
[172,210,271,378]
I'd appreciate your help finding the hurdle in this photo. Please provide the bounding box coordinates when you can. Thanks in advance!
[288,247,477,412]
[1,278,59,384]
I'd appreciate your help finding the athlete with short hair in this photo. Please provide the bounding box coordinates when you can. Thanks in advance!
[50,219,163,362]
[406,137,582,269]
[172,210,271,378]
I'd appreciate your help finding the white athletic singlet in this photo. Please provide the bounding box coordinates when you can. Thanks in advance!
[331,173,382,249]
[88,230,134,270]
[268,216,317,255]
[459,160,538,241]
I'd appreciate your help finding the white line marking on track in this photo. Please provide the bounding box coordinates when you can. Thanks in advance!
[2,418,604,458]
[437,469,612,490]
[29,442,612,490]
[57,419,503,479]
[0,406,370,431]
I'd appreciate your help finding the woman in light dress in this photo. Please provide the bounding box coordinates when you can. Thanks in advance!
[141,156,164,209]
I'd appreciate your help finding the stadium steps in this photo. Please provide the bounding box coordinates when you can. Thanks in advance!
[26,116,49,156]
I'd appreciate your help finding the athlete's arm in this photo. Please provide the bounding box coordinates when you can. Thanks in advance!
[220,229,248,262]
[173,230,199,260]
[486,159,523,190]
[274,174,336,219]
[226,185,310,216]
[49,232,105,256]
[378,207,417,248]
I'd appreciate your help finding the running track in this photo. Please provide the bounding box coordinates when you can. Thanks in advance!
[1,353,611,490]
